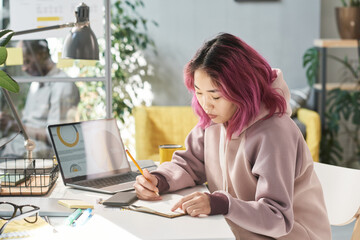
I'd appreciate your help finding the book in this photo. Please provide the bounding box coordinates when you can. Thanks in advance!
[0,198,74,217]
[125,193,186,218]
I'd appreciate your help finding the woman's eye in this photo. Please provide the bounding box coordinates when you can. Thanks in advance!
[213,97,220,100]
[195,92,202,95]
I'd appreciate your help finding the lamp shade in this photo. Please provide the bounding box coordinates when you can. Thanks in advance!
[62,25,99,60]
[62,3,99,60]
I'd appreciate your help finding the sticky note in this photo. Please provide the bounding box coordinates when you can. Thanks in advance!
[79,59,97,67]
[57,52,74,68]
[56,58,74,68]
[58,199,94,209]
[4,47,23,66]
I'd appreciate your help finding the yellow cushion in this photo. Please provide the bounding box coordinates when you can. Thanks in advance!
[134,106,198,161]
[297,108,321,162]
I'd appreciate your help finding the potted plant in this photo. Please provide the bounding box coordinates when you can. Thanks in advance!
[303,47,360,168]
[336,0,360,39]
[0,29,19,93]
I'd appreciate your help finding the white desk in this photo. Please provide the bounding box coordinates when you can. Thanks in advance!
[45,178,235,240]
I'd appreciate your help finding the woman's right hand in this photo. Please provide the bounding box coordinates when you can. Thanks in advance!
[133,169,161,200]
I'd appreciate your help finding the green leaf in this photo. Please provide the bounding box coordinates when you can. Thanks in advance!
[302,47,319,87]
[328,54,358,78]
[0,70,19,93]
[353,109,360,125]
[0,29,12,38]
[125,1,135,10]
[0,47,7,65]
[0,30,14,47]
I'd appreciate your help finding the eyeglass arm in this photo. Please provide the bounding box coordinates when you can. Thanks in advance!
[0,207,39,235]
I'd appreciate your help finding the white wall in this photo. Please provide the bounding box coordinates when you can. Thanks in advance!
[139,0,321,105]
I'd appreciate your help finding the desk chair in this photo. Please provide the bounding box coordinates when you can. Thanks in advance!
[313,162,360,240]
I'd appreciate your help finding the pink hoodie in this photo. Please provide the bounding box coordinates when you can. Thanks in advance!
[153,69,331,239]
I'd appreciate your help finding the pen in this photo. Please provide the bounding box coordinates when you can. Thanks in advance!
[65,208,82,226]
[125,149,160,196]
[73,208,93,227]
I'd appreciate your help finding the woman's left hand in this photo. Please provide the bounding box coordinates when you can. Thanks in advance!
[171,192,211,217]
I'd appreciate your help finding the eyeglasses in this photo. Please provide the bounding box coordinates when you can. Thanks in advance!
[0,202,40,234]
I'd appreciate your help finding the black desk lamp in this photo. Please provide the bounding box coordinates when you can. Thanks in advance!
[1,2,99,159]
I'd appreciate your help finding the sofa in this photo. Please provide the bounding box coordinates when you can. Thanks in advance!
[134,106,321,163]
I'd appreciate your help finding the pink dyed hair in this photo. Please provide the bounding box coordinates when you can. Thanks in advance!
[184,33,287,138]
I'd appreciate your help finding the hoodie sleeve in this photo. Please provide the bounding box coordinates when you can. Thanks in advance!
[151,125,206,192]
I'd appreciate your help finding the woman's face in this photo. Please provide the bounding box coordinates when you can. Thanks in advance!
[194,69,237,124]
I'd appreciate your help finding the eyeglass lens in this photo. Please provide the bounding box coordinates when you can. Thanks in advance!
[0,203,16,220]
[20,205,38,223]
[0,203,38,223]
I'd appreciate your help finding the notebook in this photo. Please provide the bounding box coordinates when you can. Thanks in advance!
[47,119,141,194]
[0,216,54,239]
[125,193,186,218]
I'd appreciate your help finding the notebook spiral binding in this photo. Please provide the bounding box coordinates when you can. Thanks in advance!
[0,158,59,196]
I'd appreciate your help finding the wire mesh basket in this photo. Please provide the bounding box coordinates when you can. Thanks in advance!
[0,158,59,196]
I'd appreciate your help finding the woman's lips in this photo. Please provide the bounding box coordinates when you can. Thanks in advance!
[208,114,217,119]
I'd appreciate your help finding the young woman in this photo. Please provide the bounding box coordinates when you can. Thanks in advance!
[134,33,331,239]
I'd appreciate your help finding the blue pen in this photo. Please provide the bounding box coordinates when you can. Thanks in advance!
[73,208,93,227]
[65,208,82,226]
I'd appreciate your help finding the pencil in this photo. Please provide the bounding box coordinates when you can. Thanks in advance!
[126,149,160,196]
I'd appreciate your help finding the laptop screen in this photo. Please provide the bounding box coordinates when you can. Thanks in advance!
[48,119,130,182]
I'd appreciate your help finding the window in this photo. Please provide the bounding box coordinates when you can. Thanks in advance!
[0,0,110,158]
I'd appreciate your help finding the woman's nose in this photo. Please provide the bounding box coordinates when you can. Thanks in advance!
[202,96,213,113]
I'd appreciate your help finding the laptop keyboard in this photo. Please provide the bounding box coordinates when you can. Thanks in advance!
[76,172,141,188]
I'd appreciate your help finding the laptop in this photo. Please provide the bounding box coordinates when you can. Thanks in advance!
[47,118,141,194]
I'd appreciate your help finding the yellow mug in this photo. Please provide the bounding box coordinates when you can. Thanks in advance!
[159,144,185,164]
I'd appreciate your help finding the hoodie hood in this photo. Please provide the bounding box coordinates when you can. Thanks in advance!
[230,68,292,139]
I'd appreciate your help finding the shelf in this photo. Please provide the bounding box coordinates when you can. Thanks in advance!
[313,39,360,131]
[314,82,359,91]
[314,39,359,48]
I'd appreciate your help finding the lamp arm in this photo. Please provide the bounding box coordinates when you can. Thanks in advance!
[2,88,28,140]
[13,23,76,36]
[2,88,35,159]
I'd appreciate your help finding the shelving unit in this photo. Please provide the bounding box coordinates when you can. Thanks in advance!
[313,82,359,91]
[313,39,359,131]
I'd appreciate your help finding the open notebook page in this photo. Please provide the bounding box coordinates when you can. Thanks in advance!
[0,217,54,239]
[129,193,185,218]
